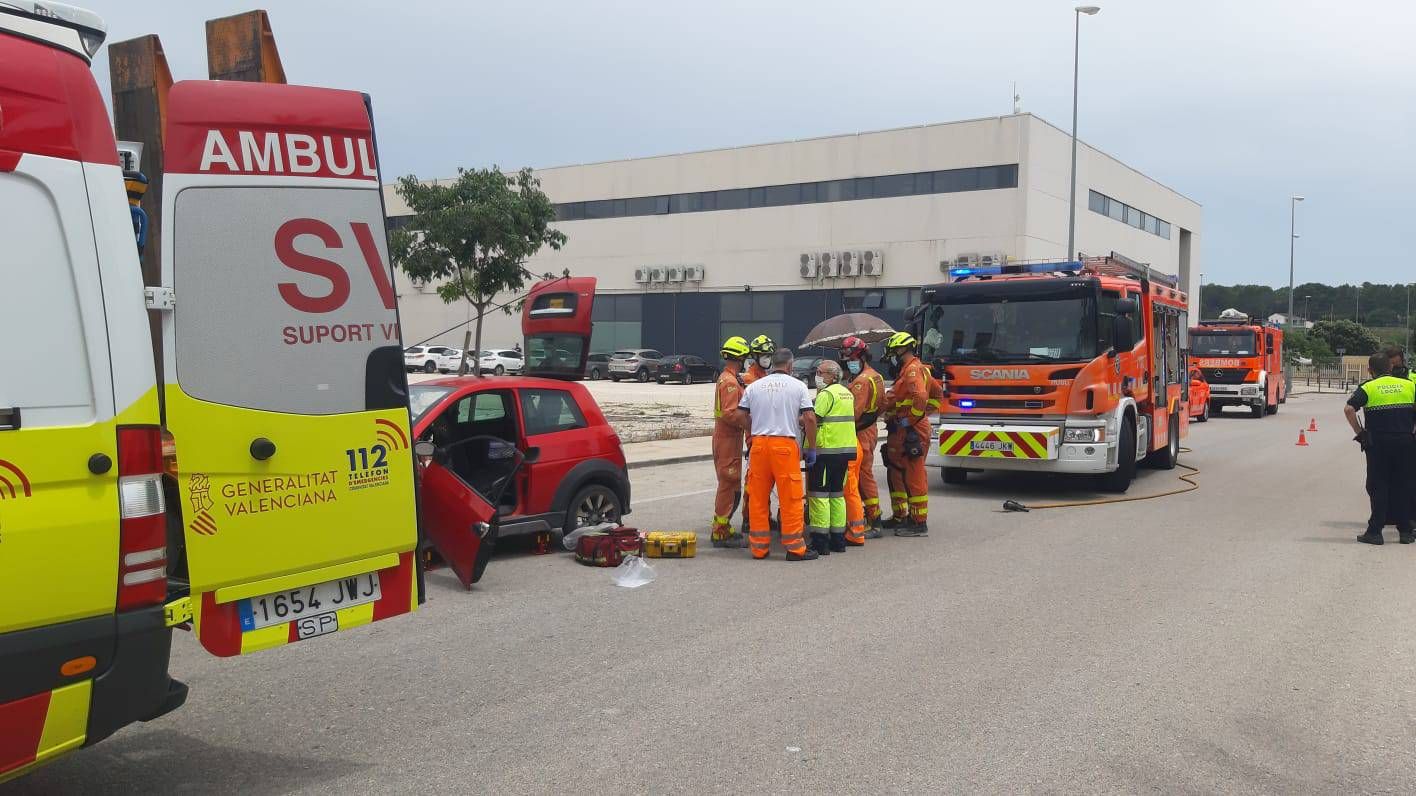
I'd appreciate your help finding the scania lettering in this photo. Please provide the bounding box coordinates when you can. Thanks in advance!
[0,3,444,781]
[1190,312,1285,418]
[916,255,1190,493]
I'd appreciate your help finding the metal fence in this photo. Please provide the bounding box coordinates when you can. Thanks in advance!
[1289,357,1363,394]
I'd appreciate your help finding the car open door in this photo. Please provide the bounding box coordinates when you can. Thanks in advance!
[159,81,418,656]
[418,435,524,588]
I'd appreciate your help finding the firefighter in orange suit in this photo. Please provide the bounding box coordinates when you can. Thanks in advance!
[881,331,931,537]
[732,347,819,561]
[711,336,751,547]
[841,336,886,538]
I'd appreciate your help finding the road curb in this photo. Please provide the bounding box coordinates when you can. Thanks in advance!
[627,453,715,470]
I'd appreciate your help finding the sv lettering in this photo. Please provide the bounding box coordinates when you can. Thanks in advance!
[275,219,398,314]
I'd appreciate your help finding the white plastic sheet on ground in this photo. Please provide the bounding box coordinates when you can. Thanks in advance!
[562,521,619,551]
[611,556,656,588]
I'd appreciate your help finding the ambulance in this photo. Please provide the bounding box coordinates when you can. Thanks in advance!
[0,3,428,780]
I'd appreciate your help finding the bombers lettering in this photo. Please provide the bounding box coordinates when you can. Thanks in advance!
[969,368,1030,380]
[198,130,377,178]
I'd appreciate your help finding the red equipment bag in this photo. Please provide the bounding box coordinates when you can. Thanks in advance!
[574,527,643,567]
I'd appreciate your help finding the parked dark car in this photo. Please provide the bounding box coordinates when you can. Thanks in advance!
[792,356,824,388]
[584,353,611,380]
[656,355,717,385]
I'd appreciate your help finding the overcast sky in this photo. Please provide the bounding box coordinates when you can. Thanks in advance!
[84,1,1415,287]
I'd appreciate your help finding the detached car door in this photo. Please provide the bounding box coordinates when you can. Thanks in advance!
[160,81,419,656]
[418,455,500,589]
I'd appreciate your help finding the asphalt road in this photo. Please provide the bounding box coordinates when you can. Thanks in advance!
[16,392,1415,794]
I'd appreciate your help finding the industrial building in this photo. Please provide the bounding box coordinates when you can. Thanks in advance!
[384,113,1201,359]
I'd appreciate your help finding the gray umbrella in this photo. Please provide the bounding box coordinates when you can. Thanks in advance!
[800,312,896,349]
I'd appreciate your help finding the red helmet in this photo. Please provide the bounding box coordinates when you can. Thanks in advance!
[840,336,868,360]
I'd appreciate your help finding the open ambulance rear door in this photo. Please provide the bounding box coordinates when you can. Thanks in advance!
[159,81,418,656]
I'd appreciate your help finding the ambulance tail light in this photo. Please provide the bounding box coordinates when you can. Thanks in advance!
[116,425,167,611]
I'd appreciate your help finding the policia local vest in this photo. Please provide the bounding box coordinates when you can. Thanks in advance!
[1357,375,1416,434]
[815,382,857,455]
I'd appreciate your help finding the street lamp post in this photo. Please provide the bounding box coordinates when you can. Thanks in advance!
[1066,5,1101,261]
[1304,295,1311,326]
[1406,284,1411,353]
[1286,195,1304,329]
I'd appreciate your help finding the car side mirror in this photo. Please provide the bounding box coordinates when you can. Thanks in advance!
[523,446,541,464]
[413,440,436,457]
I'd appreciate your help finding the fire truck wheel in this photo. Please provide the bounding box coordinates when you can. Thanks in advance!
[1250,403,1264,418]
[1098,419,1136,493]
[1145,414,1179,470]
[1266,400,1278,415]
[942,467,968,485]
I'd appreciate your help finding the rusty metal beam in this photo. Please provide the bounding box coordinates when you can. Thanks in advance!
[205,10,286,83]
[109,34,174,384]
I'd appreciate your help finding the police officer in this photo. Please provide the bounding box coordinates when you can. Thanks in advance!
[1345,352,1416,545]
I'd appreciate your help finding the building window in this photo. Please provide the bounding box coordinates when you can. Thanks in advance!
[550,163,1018,221]
[1087,190,1171,240]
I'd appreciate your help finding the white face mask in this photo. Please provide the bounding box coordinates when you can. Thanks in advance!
[757,355,771,369]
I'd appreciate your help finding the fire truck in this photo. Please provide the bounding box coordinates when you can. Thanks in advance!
[918,254,1189,493]
[1189,311,1285,418]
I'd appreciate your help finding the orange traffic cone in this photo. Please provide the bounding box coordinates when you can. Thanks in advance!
[1308,418,1318,432]
[1296,429,1309,446]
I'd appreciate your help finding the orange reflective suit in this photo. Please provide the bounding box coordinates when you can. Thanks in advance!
[884,355,931,525]
[844,439,866,545]
[738,361,771,534]
[711,363,746,542]
[744,363,768,385]
[747,436,807,558]
[849,363,886,522]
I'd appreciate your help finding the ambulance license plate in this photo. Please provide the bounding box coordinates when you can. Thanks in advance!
[971,439,1014,453]
[238,572,381,631]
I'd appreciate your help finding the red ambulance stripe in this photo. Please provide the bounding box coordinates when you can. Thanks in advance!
[0,35,118,167]
[0,691,51,775]
[198,591,243,657]
[0,148,19,172]
[372,551,415,621]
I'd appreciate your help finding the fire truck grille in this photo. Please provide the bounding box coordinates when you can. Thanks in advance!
[1206,368,1250,385]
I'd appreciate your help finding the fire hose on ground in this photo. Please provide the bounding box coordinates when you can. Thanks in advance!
[1001,448,1199,512]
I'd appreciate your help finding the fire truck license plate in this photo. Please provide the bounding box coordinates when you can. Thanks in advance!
[238,572,381,631]
[971,439,1014,453]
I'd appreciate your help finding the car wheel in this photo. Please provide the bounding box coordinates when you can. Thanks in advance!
[1196,402,1208,422]
[590,367,602,380]
[684,373,694,386]
[611,376,621,382]
[637,368,649,383]
[494,365,505,376]
[563,484,622,535]
[656,378,665,384]
[942,467,968,485]
[422,361,437,373]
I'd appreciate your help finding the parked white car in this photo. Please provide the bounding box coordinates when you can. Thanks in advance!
[404,345,463,373]
[477,349,525,375]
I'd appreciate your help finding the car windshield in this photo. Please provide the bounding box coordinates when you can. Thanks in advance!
[919,288,1099,364]
[409,385,454,425]
[1191,330,1256,356]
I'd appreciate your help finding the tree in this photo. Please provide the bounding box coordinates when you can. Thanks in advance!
[1310,319,1380,357]
[390,167,566,375]
[1285,328,1333,362]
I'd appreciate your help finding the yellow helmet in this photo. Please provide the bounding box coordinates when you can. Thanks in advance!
[721,335,751,359]
[885,331,918,351]
[749,334,776,355]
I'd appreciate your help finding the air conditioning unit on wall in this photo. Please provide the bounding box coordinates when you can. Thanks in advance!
[685,264,705,282]
[799,253,819,279]
[818,251,838,278]
[649,266,667,283]
[634,267,651,283]
[838,251,860,277]
[665,265,686,282]
[861,250,884,276]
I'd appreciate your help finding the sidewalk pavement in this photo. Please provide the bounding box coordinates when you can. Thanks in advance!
[623,435,713,469]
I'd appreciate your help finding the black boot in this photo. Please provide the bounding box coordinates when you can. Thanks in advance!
[810,532,830,556]
[895,522,929,538]
[830,532,847,552]
[880,515,907,530]
[1357,531,1384,545]
[1401,529,1415,544]
[786,547,820,561]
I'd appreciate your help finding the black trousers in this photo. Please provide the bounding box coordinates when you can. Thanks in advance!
[1364,433,1416,535]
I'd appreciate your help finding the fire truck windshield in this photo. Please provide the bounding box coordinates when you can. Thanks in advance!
[1191,330,1257,356]
[919,287,1099,365]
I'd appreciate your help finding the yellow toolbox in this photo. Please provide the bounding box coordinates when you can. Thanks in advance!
[644,532,697,558]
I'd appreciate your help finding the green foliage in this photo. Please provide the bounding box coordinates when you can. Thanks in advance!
[390,167,565,373]
[1284,328,1333,361]
[1201,281,1414,327]
[1310,319,1381,356]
